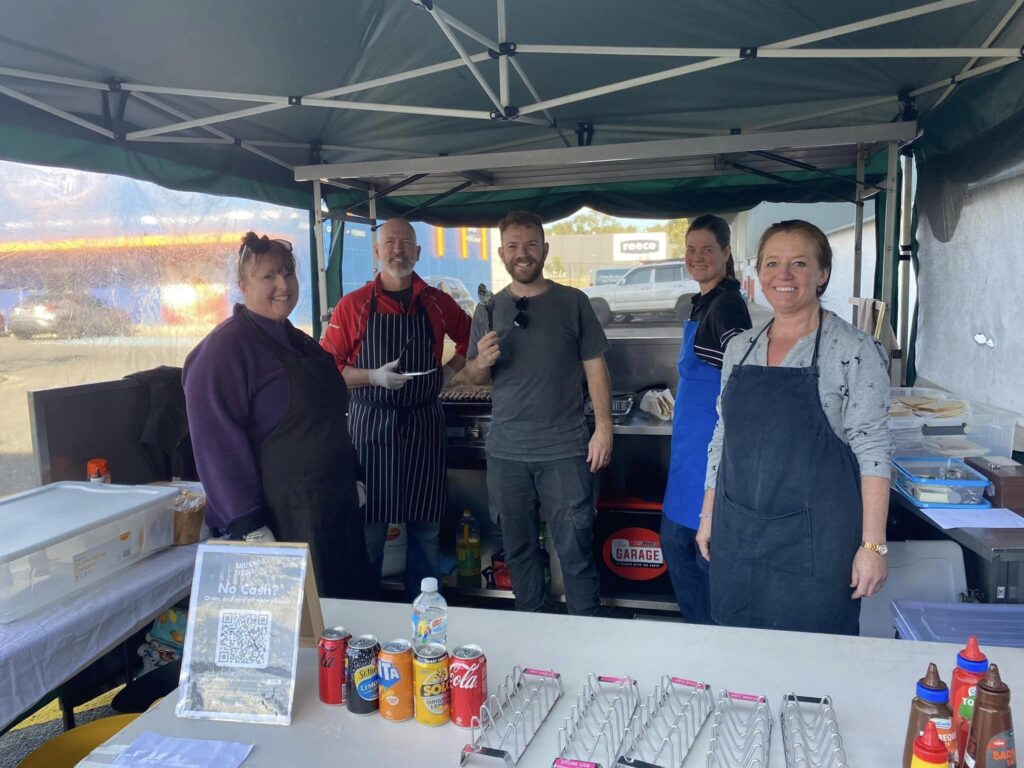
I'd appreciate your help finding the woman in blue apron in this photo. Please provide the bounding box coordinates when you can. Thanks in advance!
[696,220,891,636]
[661,215,751,624]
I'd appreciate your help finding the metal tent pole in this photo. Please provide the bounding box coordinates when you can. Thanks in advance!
[750,55,1018,131]
[934,0,1024,107]
[881,141,901,385]
[497,0,509,108]
[369,189,379,278]
[518,0,978,115]
[853,146,866,326]
[899,151,915,385]
[313,180,328,332]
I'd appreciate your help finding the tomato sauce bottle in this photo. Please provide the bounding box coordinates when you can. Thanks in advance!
[913,721,953,768]
[951,636,989,763]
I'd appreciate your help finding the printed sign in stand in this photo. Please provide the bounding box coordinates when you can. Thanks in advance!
[175,542,324,726]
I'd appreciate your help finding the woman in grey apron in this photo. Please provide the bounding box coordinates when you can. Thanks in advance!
[697,220,891,636]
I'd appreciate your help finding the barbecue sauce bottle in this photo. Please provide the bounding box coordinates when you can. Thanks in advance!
[905,663,956,768]
[962,664,1015,768]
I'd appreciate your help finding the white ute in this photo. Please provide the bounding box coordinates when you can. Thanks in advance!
[582,260,699,326]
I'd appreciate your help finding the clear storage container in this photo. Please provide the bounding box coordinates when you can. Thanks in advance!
[892,457,992,508]
[890,387,1020,458]
[0,482,177,623]
[892,600,1024,648]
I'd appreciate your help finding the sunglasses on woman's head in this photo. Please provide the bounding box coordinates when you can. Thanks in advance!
[513,296,529,329]
[238,237,293,267]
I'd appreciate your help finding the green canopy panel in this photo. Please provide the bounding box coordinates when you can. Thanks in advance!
[0,0,1021,217]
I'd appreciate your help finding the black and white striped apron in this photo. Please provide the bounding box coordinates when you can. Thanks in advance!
[348,290,447,524]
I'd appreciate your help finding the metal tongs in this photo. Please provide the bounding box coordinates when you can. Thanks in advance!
[478,283,495,331]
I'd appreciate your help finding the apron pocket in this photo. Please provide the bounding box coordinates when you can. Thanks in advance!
[717,492,813,577]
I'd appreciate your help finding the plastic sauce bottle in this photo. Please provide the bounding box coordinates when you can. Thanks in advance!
[913,721,954,768]
[456,510,482,588]
[904,663,957,767]
[952,636,990,763]
[962,664,1015,768]
[87,457,111,483]
[411,577,447,648]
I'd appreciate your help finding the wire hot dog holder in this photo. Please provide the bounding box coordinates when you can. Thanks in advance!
[614,675,714,768]
[705,690,772,768]
[461,666,563,767]
[779,694,849,768]
[553,674,640,768]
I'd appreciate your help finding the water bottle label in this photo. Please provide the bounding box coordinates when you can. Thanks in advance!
[412,613,448,644]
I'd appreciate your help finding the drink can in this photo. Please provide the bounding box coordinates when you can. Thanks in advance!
[318,627,351,706]
[378,639,414,722]
[450,644,487,728]
[346,634,381,715]
[413,643,450,726]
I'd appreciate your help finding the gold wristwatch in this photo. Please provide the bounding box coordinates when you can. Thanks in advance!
[861,540,889,556]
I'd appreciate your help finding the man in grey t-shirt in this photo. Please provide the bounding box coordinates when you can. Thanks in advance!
[465,210,613,616]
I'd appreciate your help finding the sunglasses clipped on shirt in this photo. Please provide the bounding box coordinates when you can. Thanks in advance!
[513,296,529,329]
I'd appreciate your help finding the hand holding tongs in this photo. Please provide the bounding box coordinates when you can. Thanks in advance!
[477,283,495,332]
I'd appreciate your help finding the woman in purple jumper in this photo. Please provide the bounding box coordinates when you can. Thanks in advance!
[183,232,371,598]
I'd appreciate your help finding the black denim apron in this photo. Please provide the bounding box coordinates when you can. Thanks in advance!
[348,290,446,524]
[709,311,862,635]
[248,314,372,599]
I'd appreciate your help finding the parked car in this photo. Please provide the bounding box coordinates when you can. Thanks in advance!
[8,293,133,339]
[423,276,476,317]
[591,267,631,286]
[582,260,699,326]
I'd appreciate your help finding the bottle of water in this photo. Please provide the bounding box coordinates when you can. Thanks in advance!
[411,577,448,648]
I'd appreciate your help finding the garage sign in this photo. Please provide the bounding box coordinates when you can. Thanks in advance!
[601,526,666,581]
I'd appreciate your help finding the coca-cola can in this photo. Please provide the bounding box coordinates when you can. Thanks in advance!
[318,627,351,705]
[450,644,487,727]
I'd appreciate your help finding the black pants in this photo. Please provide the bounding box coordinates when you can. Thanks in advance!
[487,455,600,616]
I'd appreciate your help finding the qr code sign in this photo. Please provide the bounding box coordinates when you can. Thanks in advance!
[215,609,272,668]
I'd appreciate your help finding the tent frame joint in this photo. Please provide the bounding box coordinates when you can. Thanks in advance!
[490,104,520,121]
[740,46,758,59]
[576,121,594,146]
[288,95,302,106]
[488,42,517,59]
[897,87,918,121]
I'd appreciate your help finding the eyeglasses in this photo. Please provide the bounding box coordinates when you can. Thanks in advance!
[513,296,529,329]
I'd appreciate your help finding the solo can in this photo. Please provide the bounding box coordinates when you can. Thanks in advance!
[378,639,414,722]
[318,626,351,706]
[413,643,450,726]
[450,644,487,728]
[346,635,381,715]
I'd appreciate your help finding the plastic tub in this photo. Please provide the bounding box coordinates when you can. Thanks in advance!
[0,482,177,623]
[890,387,1020,458]
[892,457,992,507]
[892,599,1024,648]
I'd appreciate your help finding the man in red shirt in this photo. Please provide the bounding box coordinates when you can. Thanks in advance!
[322,218,471,596]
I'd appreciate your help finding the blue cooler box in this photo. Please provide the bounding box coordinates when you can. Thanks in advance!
[892,599,1024,648]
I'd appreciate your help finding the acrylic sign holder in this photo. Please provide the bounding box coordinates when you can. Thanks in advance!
[553,674,640,768]
[705,690,772,768]
[614,675,715,768]
[778,694,849,768]
[461,666,563,767]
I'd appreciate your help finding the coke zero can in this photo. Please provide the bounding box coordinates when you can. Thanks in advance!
[346,634,381,715]
[318,627,351,706]
[450,644,487,728]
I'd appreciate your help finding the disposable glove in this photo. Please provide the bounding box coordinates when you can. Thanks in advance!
[369,359,412,390]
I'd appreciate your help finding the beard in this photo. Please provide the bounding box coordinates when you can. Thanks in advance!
[503,258,543,284]
[384,260,415,279]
